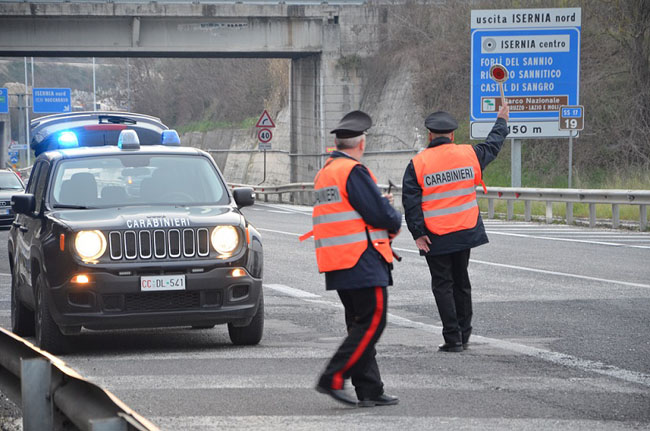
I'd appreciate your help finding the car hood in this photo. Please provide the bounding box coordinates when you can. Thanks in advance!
[0,189,24,200]
[48,205,243,230]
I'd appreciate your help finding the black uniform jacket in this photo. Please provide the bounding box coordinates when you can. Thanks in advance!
[323,151,403,291]
[401,118,508,256]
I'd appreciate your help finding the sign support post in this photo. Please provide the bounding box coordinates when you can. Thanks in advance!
[259,149,267,186]
[568,131,573,188]
[511,138,521,187]
[255,110,275,185]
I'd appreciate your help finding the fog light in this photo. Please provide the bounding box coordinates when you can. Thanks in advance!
[71,274,90,284]
[231,268,246,278]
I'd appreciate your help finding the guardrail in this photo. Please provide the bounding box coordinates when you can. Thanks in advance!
[229,183,650,231]
[0,327,159,431]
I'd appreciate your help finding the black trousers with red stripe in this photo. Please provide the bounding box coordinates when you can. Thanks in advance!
[318,286,388,399]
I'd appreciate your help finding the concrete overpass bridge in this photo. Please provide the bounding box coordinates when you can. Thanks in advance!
[0,0,385,181]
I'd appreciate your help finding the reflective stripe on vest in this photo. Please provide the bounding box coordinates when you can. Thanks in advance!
[311,157,393,273]
[313,210,362,225]
[412,144,482,235]
[314,229,389,249]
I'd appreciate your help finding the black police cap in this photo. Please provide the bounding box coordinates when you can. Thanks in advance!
[330,110,372,139]
[425,111,458,133]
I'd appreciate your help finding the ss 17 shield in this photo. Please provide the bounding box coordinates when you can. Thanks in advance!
[258,128,272,143]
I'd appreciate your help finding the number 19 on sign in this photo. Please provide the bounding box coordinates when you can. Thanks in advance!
[559,105,584,131]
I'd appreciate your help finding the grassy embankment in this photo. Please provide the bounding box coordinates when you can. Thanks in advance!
[480,144,650,225]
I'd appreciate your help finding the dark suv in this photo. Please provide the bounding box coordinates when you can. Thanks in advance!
[9,129,263,353]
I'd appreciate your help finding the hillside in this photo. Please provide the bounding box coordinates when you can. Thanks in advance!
[3,1,648,189]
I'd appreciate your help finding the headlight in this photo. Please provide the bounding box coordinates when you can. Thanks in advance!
[211,226,239,255]
[75,230,107,261]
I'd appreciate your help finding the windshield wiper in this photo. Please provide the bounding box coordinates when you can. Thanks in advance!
[52,204,95,209]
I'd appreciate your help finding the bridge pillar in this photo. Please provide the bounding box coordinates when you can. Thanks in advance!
[290,55,321,183]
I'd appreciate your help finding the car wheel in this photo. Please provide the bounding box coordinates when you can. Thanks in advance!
[228,293,264,346]
[34,275,70,354]
[11,270,35,336]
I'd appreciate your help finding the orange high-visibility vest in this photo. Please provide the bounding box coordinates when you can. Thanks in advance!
[412,143,483,235]
[305,157,393,273]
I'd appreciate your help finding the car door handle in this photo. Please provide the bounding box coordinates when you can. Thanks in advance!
[12,221,27,232]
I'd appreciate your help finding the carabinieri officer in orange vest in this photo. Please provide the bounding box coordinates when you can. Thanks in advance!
[300,110,402,407]
[401,104,509,353]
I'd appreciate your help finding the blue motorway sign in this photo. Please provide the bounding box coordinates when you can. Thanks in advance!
[33,88,71,113]
[470,8,581,138]
[0,88,7,113]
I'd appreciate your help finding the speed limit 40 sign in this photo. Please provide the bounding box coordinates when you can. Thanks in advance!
[559,105,584,131]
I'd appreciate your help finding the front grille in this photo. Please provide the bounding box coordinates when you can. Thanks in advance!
[109,228,210,260]
[122,291,201,312]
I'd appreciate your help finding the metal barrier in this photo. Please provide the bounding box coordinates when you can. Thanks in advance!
[0,327,159,431]
[230,183,650,230]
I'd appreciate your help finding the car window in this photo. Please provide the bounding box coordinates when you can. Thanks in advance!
[33,162,50,214]
[25,162,42,194]
[49,154,229,208]
[0,172,24,190]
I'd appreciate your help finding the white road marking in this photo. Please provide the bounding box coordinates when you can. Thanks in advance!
[264,284,321,298]
[258,228,302,237]
[264,282,650,388]
[256,203,312,215]
[391,247,650,290]
[85,374,646,393]
[0,273,10,277]
[485,230,650,249]
[257,224,650,289]
[250,208,650,386]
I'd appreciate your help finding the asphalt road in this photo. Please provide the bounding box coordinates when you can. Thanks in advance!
[0,205,649,430]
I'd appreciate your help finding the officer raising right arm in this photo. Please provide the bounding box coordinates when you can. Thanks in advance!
[401,104,509,353]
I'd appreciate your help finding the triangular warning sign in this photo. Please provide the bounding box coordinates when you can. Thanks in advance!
[255,110,276,128]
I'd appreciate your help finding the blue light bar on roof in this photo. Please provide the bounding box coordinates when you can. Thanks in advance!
[161,130,181,146]
[57,131,79,149]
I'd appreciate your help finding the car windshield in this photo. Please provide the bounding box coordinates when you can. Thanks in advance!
[50,154,229,208]
[0,172,23,190]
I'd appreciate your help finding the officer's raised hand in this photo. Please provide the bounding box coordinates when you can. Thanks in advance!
[498,102,509,121]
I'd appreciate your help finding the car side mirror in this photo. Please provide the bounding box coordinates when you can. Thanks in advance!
[233,187,255,208]
[12,194,35,215]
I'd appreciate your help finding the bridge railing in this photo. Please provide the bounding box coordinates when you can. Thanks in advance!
[229,183,650,231]
[0,327,159,431]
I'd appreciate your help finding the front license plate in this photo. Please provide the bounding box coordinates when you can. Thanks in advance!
[0,209,9,215]
[140,275,186,292]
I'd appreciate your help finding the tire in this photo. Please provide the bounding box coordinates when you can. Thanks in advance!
[228,293,264,346]
[11,269,35,336]
[34,275,70,354]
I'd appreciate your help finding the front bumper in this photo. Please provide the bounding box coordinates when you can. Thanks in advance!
[0,213,16,226]
[46,265,262,330]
